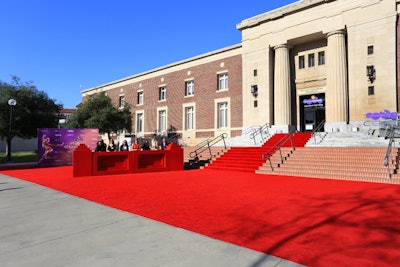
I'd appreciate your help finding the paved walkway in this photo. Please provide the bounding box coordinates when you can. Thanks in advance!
[0,174,305,267]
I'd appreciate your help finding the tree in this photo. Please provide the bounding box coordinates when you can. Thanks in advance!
[0,76,62,161]
[67,93,132,140]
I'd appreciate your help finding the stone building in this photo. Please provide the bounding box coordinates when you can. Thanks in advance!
[81,0,399,145]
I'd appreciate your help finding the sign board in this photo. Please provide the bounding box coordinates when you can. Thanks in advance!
[37,128,99,167]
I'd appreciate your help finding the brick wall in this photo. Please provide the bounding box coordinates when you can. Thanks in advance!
[96,54,243,140]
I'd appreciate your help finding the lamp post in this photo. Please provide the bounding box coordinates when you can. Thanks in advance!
[6,99,17,162]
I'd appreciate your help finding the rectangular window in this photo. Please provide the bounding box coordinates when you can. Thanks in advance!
[137,91,144,105]
[119,95,125,108]
[367,45,374,55]
[218,73,228,90]
[185,81,194,96]
[158,110,167,132]
[159,87,166,101]
[217,102,228,128]
[318,51,325,65]
[136,113,143,133]
[368,86,374,96]
[308,53,315,67]
[253,69,258,77]
[299,56,305,69]
[185,106,194,130]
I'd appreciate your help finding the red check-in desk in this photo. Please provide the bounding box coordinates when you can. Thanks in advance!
[73,142,183,177]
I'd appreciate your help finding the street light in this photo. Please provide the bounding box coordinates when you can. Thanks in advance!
[6,99,17,161]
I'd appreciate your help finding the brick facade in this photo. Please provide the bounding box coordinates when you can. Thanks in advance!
[83,52,243,145]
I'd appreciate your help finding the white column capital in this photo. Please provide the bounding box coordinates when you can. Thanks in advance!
[273,44,292,51]
[327,29,346,38]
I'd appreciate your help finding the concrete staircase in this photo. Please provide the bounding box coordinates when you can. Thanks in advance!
[256,147,400,184]
[306,131,391,147]
[185,129,400,184]
[183,146,226,169]
[204,132,312,172]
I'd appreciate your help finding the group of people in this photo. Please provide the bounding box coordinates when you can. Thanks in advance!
[95,138,168,152]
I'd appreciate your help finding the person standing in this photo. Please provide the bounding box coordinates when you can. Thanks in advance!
[141,140,151,150]
[119,140,129,151]
[152,140,160,150]
[131,138,141,151]
[95,140,107,152]
[107,139,117,152]
[160,137,168,150]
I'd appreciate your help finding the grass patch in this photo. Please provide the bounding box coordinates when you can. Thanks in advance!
[0,151,37,163]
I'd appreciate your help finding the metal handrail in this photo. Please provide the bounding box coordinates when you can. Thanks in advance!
[250,122,271,145]
[384,126,397,179]
[242,126,257,136]
[312,119,326,144]
[189,133,228,162]
[261,133,294,171]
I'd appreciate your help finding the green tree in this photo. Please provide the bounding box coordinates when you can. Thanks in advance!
[67,92,132,140]
[0,76,62,161]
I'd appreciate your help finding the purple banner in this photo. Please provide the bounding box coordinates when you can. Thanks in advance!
[37,128,99,167]
[365,109,398,120]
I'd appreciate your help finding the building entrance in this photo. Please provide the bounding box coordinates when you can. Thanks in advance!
[300,93,325,132]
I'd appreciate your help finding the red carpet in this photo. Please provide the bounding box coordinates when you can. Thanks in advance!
[2,166,400,266]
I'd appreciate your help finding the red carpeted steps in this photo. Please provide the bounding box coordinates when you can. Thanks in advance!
[257,147,400,184]
[204,132,312,172]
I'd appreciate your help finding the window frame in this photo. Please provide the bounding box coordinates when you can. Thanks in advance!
[185,80,194,96]
[136,112,143,133]
[308,53,315,67]
[158,109,167,132]
[318,51,325,65]
[218,73,228,91]
[185,106,194,130]
[118,95,125,108]
[159,86,167,101]
[367,45,374,55]
[299,55,305,69]
[137,91,144,105]
[217,102,228,128]
[368,86,375,96]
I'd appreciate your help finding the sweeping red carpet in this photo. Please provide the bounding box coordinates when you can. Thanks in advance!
[2,166,400,267]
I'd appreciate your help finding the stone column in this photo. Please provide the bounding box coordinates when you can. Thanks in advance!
[273,44,291,131]
[326,30,348,131]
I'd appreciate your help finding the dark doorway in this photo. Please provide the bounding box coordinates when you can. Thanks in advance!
[300,93,325,132]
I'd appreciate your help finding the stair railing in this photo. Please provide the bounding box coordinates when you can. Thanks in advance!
[189,133,228,163]
[261,133,294,171]
[384,126,398,179]
[250,122,271,145]
[312,119,326,144]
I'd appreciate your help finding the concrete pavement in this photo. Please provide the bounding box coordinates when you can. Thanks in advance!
[0,173,305,267]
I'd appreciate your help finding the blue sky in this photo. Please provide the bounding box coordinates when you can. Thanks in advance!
[0,0,297,108]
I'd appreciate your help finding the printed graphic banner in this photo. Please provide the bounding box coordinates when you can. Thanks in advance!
[38,128,99,167]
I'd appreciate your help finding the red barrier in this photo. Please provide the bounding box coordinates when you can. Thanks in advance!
[72,142,183,177]
[93,151,132,176]
[72,144,92,177]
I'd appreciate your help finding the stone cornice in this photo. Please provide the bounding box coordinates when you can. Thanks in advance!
[81,44,242,94]
[236,0,337,31]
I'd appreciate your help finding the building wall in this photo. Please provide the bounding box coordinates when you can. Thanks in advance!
[238,0,398,132]
[82,0,399,140]
[82,46,243,145]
